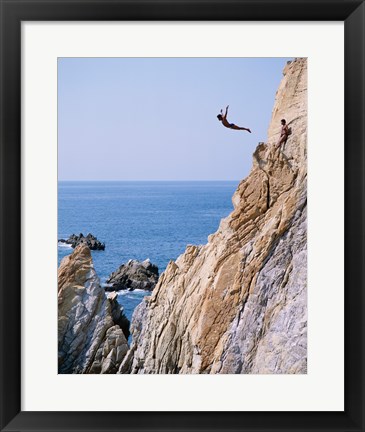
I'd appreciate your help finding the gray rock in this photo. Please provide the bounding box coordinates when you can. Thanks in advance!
[106,259,159,292]
[59,232,105,250]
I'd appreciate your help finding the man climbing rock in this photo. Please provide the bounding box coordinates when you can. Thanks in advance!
[217,105,251,133]
[276,118,289,150]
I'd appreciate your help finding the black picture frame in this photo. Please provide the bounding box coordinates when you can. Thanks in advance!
[1,1,364,431]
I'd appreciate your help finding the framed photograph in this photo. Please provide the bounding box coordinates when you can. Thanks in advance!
[1,0,364,431]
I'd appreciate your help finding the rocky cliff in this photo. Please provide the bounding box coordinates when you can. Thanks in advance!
[121,58,307,374]
[58,244,129,373]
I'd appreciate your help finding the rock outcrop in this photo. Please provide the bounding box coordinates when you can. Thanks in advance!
[58,244,129,373]
[106,259,159,292]
[107,291,131,339]
[59,233,105,250]
[121,58,307,374]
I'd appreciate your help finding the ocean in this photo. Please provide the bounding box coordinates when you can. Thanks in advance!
[58,181,239,320]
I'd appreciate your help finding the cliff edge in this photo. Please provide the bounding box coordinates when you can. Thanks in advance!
[121,58,307,374]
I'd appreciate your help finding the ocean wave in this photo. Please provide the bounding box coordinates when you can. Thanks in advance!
[117,288,148,295]
[58,241,73,249]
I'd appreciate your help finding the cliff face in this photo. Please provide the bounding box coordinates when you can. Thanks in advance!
[122,58,307,374]
[58,244,129,373]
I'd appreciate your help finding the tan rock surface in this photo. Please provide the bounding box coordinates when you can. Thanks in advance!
[122,58,307,374]
[58,244,129,373]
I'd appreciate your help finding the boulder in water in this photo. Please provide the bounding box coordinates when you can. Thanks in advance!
[59,233,105,250]
[106,259,159,292]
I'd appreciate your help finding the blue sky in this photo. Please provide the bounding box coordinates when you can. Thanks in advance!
[58,57,291,181]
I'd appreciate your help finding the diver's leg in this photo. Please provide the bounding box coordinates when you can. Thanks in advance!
[231,124,251,133]
[276,135,287,149]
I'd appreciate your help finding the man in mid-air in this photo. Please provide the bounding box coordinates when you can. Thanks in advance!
[217,105,251,133]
